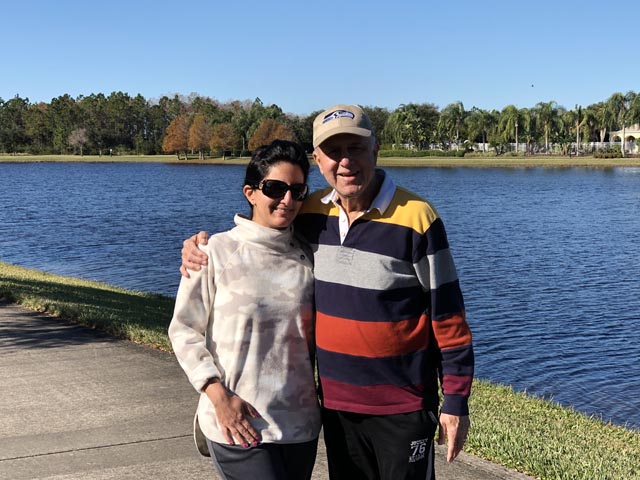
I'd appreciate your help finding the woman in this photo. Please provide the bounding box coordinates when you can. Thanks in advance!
[168,140,320,480]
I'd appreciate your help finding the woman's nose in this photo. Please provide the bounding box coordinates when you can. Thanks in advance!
[280,190,294,203]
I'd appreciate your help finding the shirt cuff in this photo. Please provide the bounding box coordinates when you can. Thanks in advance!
[441,394,469,416]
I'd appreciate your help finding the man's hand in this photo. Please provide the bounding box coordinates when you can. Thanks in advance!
[437,413,470,463]
[180,231,210,278]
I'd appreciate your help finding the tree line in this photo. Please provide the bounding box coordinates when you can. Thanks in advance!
[1,90,639,157]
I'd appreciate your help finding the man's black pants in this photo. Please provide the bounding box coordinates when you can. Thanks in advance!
[322,407,438,480]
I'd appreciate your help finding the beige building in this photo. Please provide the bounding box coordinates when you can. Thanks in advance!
[609,124,640,153]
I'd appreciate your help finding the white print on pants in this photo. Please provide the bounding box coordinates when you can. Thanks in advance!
[409,438,428,463]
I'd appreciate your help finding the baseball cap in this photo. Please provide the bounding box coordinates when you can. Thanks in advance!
[312,104,373,148]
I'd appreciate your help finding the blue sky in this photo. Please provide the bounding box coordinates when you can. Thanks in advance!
[4,0,638,115]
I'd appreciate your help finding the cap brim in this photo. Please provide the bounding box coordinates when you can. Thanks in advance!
[313,127,372,149]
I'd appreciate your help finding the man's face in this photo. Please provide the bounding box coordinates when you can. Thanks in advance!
[313,133,378,201]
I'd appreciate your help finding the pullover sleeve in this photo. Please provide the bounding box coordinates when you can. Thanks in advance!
[168,247,221,392]
[416,217,474,416]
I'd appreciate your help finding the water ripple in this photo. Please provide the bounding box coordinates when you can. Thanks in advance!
[1,163,639,429]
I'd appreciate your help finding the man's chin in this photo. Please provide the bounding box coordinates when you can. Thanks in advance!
[337,186,364,198]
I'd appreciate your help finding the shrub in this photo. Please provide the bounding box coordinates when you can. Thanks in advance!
[378,149,465,158]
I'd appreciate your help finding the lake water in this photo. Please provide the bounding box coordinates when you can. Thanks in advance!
[1,162,639,430]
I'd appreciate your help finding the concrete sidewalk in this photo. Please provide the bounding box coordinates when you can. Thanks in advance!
[0,301,532,479]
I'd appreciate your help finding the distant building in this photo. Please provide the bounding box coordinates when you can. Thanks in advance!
[609,124,640,154]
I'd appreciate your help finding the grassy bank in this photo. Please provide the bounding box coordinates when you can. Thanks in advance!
[0,261,174,350]
[0,154,249,165]
[2,153,640,168]
[377,156,640,168]
[1,261,639,479]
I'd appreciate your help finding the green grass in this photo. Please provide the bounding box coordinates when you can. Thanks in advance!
[468,381,640,479]
[1,261,639,479]
[0,154,249,165]
[0,262,174,350]
[375,156,640,168]
[2,153,640,168]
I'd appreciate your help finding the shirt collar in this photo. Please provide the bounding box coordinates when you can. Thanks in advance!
[320,169,395,215]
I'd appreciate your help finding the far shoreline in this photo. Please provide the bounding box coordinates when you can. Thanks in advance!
[2,153,640,168]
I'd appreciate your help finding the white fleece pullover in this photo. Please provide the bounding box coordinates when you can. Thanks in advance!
[169,214,321,444]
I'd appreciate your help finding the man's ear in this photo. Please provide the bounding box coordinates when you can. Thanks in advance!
[312,150,324,175]
[372,139,380,165]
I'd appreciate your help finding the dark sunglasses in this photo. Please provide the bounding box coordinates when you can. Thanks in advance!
[254,179,308,201]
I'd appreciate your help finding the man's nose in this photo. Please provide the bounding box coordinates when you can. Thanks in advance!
[338,151,354,165]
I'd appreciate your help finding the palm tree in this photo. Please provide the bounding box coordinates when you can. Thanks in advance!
[627,92,640,129]
[554,105,580,155]
[606,92,635,157]
[559,108,577,155]
[384,105,421,149]
[465,107,494,152]
[535,101,560,154]
[498,105,521,152]
[383,109,407,148]
[520,108,537,154]
[626,92,640,154]
[580,105,599,145]
[575,105,582,155]
[606,92,625,155]
[589,101,610,144]
[438,101,466,150]
[383,103,439,150]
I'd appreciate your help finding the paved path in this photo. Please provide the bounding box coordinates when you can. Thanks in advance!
[0,301,532,479]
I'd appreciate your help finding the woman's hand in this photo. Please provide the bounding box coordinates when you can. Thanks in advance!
[204,380,261,447]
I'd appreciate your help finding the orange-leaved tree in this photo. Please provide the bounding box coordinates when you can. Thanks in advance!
[247,119,296,151]
[162,114,190,160]
[188,114,213,160]
[188,113,213,160]
[209,123,241,160]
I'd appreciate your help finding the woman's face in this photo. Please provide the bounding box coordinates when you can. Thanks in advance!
[243,161,306,230]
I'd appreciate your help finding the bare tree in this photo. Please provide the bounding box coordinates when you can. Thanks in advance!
[68,128,88,156]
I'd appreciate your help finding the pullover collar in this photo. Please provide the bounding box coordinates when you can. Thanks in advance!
[231,214,296,253]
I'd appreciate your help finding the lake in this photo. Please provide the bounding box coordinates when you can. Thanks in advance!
[1,162,639,430]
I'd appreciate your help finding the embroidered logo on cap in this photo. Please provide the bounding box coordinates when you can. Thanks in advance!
[322,110,355,124]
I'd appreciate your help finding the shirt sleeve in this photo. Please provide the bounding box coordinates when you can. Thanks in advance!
[168,248,221,392]
[416,217,474,416]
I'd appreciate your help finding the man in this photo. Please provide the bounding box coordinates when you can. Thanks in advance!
[181,104,473,480]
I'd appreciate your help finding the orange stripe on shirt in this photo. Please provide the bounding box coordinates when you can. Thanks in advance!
[432,313,472,349]
[316,312,430,358]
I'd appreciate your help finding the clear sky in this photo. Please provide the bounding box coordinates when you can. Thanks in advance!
[3,0,638,115]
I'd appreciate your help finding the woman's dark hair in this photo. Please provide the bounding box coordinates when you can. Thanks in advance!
[244,140,310,189]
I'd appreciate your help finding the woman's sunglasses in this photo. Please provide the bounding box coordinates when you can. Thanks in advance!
[254,179,308,201]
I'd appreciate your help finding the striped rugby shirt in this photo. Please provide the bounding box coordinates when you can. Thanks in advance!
[295,170,474,416]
